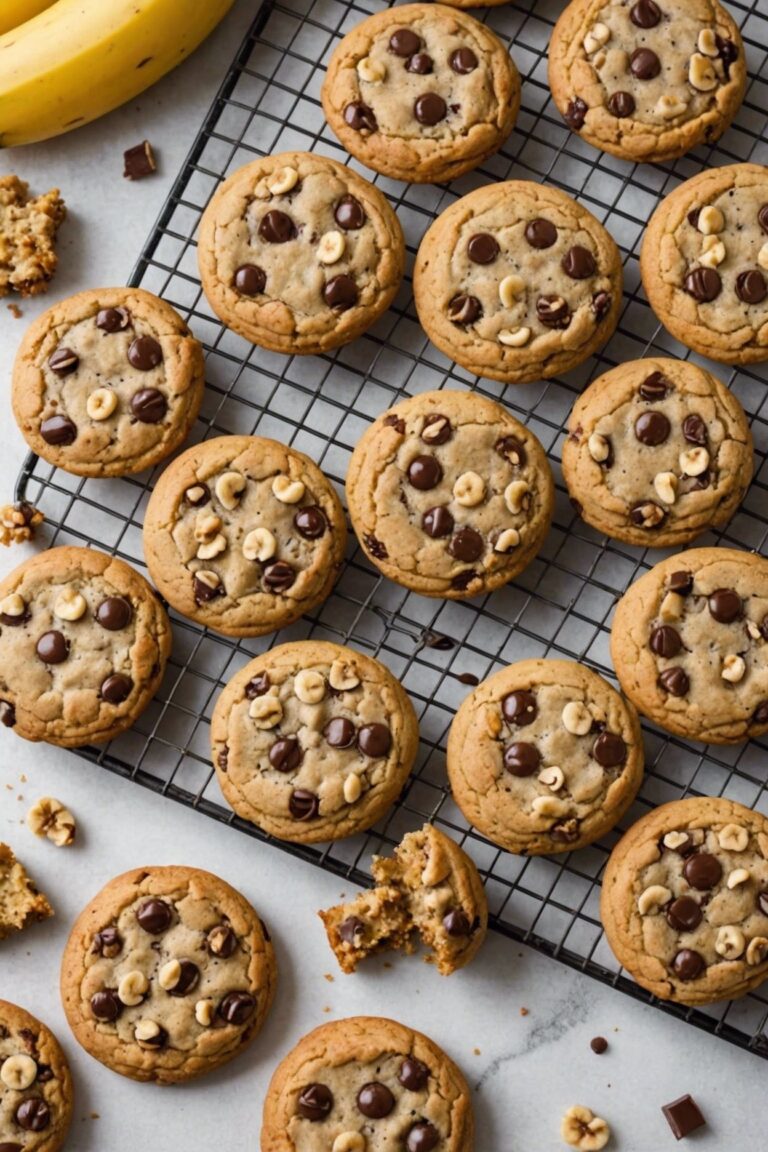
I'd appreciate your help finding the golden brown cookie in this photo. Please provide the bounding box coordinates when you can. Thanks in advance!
[0,844,53,941]
[0,176,65,299]
[60,865,276,1084]
[0,1000,73,1152]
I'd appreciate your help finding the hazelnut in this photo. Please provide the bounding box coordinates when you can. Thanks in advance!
[498,326,531,347]
[717,823,749,851]
[587,432,611,463]
[118,970,149,1006]
[562,700,592,736]
[531,795,569,818]
[0,592,26,618]
[267,166,299,195]
[689,52,718,91]
[721,654,746,684]
[197,533,227,561]
[194,513,223,542]
[583,21,610,53]
[242,527,276,562]
[54,586,87,622]
[538,765,565,791]
[26,796,76,846]
[333,1135,366,1152]
[452,471,485,508]
[357,56,386,83]
[655,93,689,119]
[215,471,246,510]
[86,387,118,420]
[504,480,529,515]
[158,959,182,991]
[195,999,216,1026]
[561,1105,610,1151]
[493,528,521,553]
[697,204,725,235]
[699,236,726,268]
[637,884,672,915]
[715,925,746,959]
[248,691,283,729]
[0,1054,37,1090]
[271,475,305,504]
[498,274,525,307]
[697,28,719,56]
[294,668,326,704]
[746,937,768,965]
[653,472,678,506]
[317,231,346,265]
[343,774,362,803]
[329,659,360,692]
[679,446,709,477]
[727,868,750,889]
[659,591,684,622]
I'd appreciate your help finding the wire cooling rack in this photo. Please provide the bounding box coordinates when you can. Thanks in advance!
[15,0,768,1056]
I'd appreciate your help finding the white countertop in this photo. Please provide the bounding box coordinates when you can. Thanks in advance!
[0,2,765,1148]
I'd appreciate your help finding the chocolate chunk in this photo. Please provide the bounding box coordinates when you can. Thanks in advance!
[590,1036,608,1054]
[650,625,682,657]
[269,737,302,772]
[338,916,366,946]
[15,1099,50,1132]
[90,990,121,1021]
[504,741,540,776]
[408,454,443,490]
[407,1122,439,1152]
[421,413,452,444]
[422,506,454,538]
[592,291,611,319]
[92,926,122,957]
[562,245,596,279]
[672,948,705,981]
[263,561,296,592]
[96,307,130,332]
[666,895,702,932]
[684,852,722,890]
[414,92,447,125]
[406,52,433,74]
[663,832,694,857]
[297,1082,334,1120]
[668,570,693,595]
[128,336,163,372]
[450,47,478,73]
[662,1094,706,1140]
[0,701,16,728]
[123,140,156,180]
[536,295,571,328]
[634,410,670,445]
[357,722,391,757]
[458,672,480,685]
[607,91,635,117]
[130,387,167,423]
[207,924,237,957]
[467,232,499,264]
[630,501,665,529]
[334,195,366,230]
[448,294,482,324]
[708,588,741,623]
[258,210,296,243]
[451,570,477,592]
[759,204,768,234]
[0,1143,23,1151]
[736,269,767,304]
[289,789,320,820]
[357,1082,395,1118]
[448,526,484,562]
[525,218,557,249]
[659,667,689,696]
[41,414,77,445]
[294,506,326,539]
[502,690,537,726]
[630,47,661,79]
[344,102,377,132]
[217,991,256,1025]
[639,371,670,401]
[137,1023,167,1050]
[324,717,356,748]
[684,267,721,302]
[385,415,406,433]
[48,346,79,375]
[95,596,132,631]
[630,0,661,26]
[1,603,29,627]
[592,731,627,767]
[399,1057,430,1091]
[100,673,133,703]
[194,573,223,603]
[389,28,421,56]
[443,908,471,936]
[323,274,358,311]
[496,436,527,466]
[36,630,69,664]
[364,533,388,560]
[234,265,266,295]
[136,898,172,933]
[565,97,588,130]
[167,960,200,996]
[682,414,707,445]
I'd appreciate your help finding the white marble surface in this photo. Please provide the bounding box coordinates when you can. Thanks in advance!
[0,2,766,1148]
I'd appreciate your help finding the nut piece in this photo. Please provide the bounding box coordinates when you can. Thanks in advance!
[453,471,485,508]
[343,774,362,804]
[689,52,718,91]
[697,204,725,235]
[699,236,726,268]
[118,970,149,1006]
[538,765,565,791]
[26,796,76,847]
[194,513,223,542]
[721,654,746,684]
[587,432,611,463]
[86,387,118,420]
[248,691,283,728]
[329,659,360,692]
[294,668,326,704]
[637,884,672,915]
[267,166,299,195]
[697,27,719,56]
[498,326,531,347]
[504,480,529,515]
[531,795,569,818]
[562,700,592,736]
[718,823,749,851]
[195,998,215,1026]
[243,527,276,562]
[0,502,44,548]
[195,570,221,596]
[158,959,182,991]
[53,586,87,622]
[499,274,525,307]
[333,1135,366,1152]
[494,527,520,553]
[655,93,689,119]
[486,706,502,738]
[679,446,709,477]
[0,592,26,618]
[357,56,386,83]
[135,1020,163,1048]
[197,532,227,561]
[186,485,208,504]
[421,415,449,444]
[654,472,678,506]
[271,475,305,504]
[758,242,768,272]
[583,21,610,54]
[660,591,684,622]
[561,1105,610,1151]
[317,230,346,265]
[663,830,691,851]
[746,936,768,966]
[748,621,763,640]
[0,1053,37,1090]
[727,867,750,889]
[215,471,246,510]
[715,924,746,960]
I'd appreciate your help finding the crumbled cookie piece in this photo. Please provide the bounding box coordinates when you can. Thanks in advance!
[0,842,54,939]
[26,797,76,847]
[0,500,44,547]
[561,1105,611,1150]
[0,176,66,298]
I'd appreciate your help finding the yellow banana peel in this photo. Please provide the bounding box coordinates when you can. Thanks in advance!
[0,0,56,36]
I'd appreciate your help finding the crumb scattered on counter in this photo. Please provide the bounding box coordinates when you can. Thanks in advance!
[7,303,22,319]
[0,501,44,546]
[324,973,334,983]
[0,176,65,298]
[520,1007,529,1017]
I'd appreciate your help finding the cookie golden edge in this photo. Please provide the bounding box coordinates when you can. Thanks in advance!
[0,999,74,1152]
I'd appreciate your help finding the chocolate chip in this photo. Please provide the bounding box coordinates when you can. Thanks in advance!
[137,1024,167,1050]
[666,895,702,932]
[639,371,670,401]
[136,898,172,933]
[759,204,768,234]
[502,690,538,726]
[755,702,768,726]
[630,0,661,26]
[92,927,122,957]
[258,209,296,243]
[659,667,689,696]
[565,98,588,130]
[684,267,721,302]
[263,561,296,592]
[389,28,421,56]
[269,737,302,772]
[323,274,358,311]
[504,741,540,776]
[592,731,627,767]
[562,245,596,279]
[131,387,168,424]
[123,139,156,180]
[385,415,406,433]
[339,916,365,944]
[758,891,768,916]
[448,294,482,324]
[467,233,499,264]
[422,505,454,537]
[537,295,571,328]
[607,91,635,117]
[414,92,446,125]
[663,832,694,857]
[407,1122,439,1152]
[592,291,611,319]
[357,722,391,757]
[496,436,527,466]
[127,335,162,371]
[357,1082,395,1118]
[344,102,377,131]
[194,573,223,603]
[364,533,388,560]
[90,990,122,1021]
[448,526,484,562]
[0,701,16,728]
[35,1066,53,1083]
[407,52,433,73]
[0,1143,23,1151]
[672,949,705,981]
[334,195,366,230]
[167,960,200,996]
[294,506,326,539]
[650,625,682,657]
[408,454,442,490]
[234,265,266,295]
[297,1082,334,1121]
[40,414,77,446]
[95,596,132,631]
[96,307,130,332]
[217,991,256,1025]
[684,852,722,890]
[736,269,767,305]
[451,570,477,591]
[630,47,661,78]
[450,47,477,73]
[525,218,557,249]
[590,1036,608,1054]
[36,630,69,664]
[634,410,670,446]
[100,673,133,703]
[443,908,471,936]
[662,1095,707,1140]
[289,789,320,820]
[207,924,237,957]
[48,347,79,376]
[668,570,693,596]
[680,414,707,446]
[15,1099,50,1132]
[324,717,356,748]
[708,588,741,623]
[630,501,666,529]
[1,605,29,627]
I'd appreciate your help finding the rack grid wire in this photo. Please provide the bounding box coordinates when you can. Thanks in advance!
[14,0,768,1057]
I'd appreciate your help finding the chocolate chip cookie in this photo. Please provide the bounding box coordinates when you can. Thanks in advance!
[197,151,404,355]
[143,435,346,637]
[321,3,521,184]
[641,163,768,364]
[260,1016,474,1151]
[211,641,419,844]
[562,357,753,547]
[413,181,622,383]
[320,822,488,975]
[549,0,746,163]
[60,865,276,1084]
[602,797,768,1004]
[0,546,171,748]
[346,390,554,599]
[447,659,644,855]
[12,288,205,477]
[611,547,768,744]
[0,1000,73,1152]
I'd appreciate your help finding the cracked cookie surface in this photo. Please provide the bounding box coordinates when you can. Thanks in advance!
[211,641,419,844]
[447,659,644,855]
[346,390,554,599]
[562,357,753,547]
[601,797,768,1004]
[611,547,768,744]
[0,1000,72,1152]
[321,3,520,184]
[641,163,768,364]
[198,151,404,354]
[143,435,346,637]
[12,288,205,478]
[413,181,622,383]
[549,0,746,163]
[0,176,65,299]
[0,546,171,748]
[60,865,276,1084]
[260,1016,473,1152]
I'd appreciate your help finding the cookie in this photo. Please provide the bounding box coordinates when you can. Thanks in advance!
[641,163,768,365]
[0,844,53,941]
[12,288,205,478]
[197,151,404,355]
[0,1000,73,1152]
[601,797,768,1004]
[413,181,622,384]
[211,641,419,844]
[260,1016,474,1151]
[60,865,276,1084]
[319,822,488,975]
[0,546,171,748]
[143,435,346,638]
[611,547,768,745]
[548,0,746,163]
[447,659,644,855]
[321,3,520,184]
[0,176,65,299]
[346,390,554,599]
[562,357,753,547]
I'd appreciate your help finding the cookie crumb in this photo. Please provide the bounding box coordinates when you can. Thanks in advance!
[519,1007,529,1016]
[90,1112,100,1120]
[590,1036,608,1054]
[324,973,334,983]
[0,501,44,547]
[7,303,22,319]
[123,140,157,180]
[0,176,66,298]
[0,843,54,939]
[473,1047,481,1055]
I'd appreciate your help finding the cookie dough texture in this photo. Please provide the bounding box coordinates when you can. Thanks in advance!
[0,546,171,748]
[211,641,419,843]
[198,151,404,354]
[611,548,768,744]
[144,435,346,637]
[60,866,276,1084]
[0,845,53,941]
[414,181,622,384]
[12,288,205,477]
[447,659,644,855]
[602,797,768,1004]
[321,4,520,184]
[549,0,746,163]
[562,357,753,547]
[0,1000,73,1152]
[641,163,768,364]
[0,176,66,298]
[261,1016,473,1152]
[346,390,554,599]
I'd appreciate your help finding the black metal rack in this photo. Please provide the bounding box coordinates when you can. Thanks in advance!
[15,0,768,1057]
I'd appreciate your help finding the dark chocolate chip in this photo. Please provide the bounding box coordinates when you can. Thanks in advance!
[130,387,167,423]
[666,895,702,932]
[758,891,768,916]
[344,102,377,131]
[708,588,741,623]
[592,291,611,319]
[334,195,366,230]
[36,630,69,664]
[406,52,433,74]
[525,218,557,249]
[443,908,471,936]
[90,990,121,1021]
[323,274,358,311]
[684,267,721,302]
[0,701,16,728]
[234,265,266,295]
[607,91,635,117]
[96,307,130,332]
[562,245,596,279]
[414,92,446,125]
[650,625,682,658]
[755,702,768,726]
[672,948,706,981]
[92,927,122,957]
[639,371,670,401]
[635,410,670,445]
[736,269,767,305]
[467,232,499,264]
[358,722,391,757]
[40,414,77,446]
[48,347,79,376]
[661,1095,707,1141]
[324,717,356,748]
[385,415,406,433]
[194,573,223,603]
[15,1099,50,1132]
[502,690,537,726]
[630,0,661,26]
[258,210,297,243]
[207,924,237,957]
[136,1023,167,1049]
[536,295,571,328]
[659,667,689,696]
[407,1122,440,1152]
[290,789,320,820]
[185,483,210,507]
[684,852,722,890]
[339,916,365,944]
[448,294,482,324]
[294,506,326,539]
[357,1082,395,1119]
[127,335,162,371]
[269,737,302,772]
[592,731,627,767]
[565,97,588,130]
[496,436,527,466]
[759,204,768,234]
[504,741,540,776]
[630,47,661,79]
[364,533,388,560]
[123,139,156,180]
[682,414,707,445]
[100,673,133,703]
[96,596,132,631]
[421,413,452,444]
[422,506,454,538]
[399,1057,430,1091]
[408,455,442,490]
[263,561,296,592]
[136,898,172,933]
[297,1082,334,1121]
[0,605,29,627]
[663,832,695,857]
[451,570,477,592]
[590,1036,608,1054]
[389,28,421,56]
[668,570,693,595]
[167,959,200,996]
[448,526,484,562]
[217,991,256,1025]
[450,47,478,73]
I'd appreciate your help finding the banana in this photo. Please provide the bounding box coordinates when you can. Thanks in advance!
[0,0,236,147]
[0,0,56,36]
